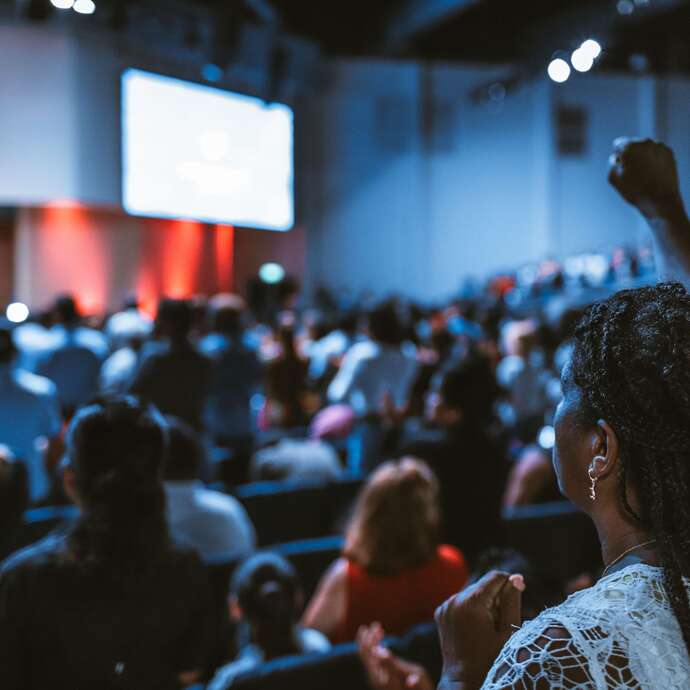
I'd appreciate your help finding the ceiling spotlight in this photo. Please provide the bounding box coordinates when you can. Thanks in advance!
[547,58,571,83]
[617,0,635,15]
[51,0,74,8]
[580,39,602,60]
[73,0,96,15]
[571,48,594,73]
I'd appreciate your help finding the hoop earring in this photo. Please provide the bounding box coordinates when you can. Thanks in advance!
[588,467,598,501]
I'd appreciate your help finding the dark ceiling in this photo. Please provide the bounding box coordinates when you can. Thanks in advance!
[8,0,690,75]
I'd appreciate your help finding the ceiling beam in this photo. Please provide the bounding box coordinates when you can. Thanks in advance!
[383,0,484,51]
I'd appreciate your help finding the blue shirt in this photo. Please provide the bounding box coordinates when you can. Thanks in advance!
[0,364,62,501]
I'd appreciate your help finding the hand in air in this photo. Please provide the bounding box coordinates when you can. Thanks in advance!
[608,138,681,217]
[357,623,434,690]
[436,570,524,690]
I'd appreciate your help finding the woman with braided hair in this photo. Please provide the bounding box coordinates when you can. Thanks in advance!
[359,139,690,690]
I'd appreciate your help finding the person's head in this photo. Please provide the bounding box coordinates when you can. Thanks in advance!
[344,458,440,576]
[208,293,246,336]
[0,321,17,364]
[367,302,404,346]
[63,396,170,574]
[426,353,498,428]
[230,552,303,660]
[337,311,359,336]
[553,282,690,649]
[162,416,205,481]
[156,298,193,343]
[53,294,80,326]
[501,319,539,358]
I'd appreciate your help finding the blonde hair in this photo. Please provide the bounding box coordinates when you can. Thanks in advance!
[344,458,441,577]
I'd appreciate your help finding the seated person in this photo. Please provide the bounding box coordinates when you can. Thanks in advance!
[164,416,256,563]
[302,458,469,643]
[0,396,215,689]
[398,354,506,561]
[208,552,330,690]
[250,437,343,483]
[502,444,560,509]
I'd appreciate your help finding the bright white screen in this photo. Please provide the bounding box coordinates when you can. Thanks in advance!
[122,69,294,231]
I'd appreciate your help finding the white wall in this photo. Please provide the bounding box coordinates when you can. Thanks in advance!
[303,58,690,301]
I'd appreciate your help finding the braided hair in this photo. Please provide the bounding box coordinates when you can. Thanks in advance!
[571,282,690,653]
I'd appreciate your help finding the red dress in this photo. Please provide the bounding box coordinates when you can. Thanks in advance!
[334,545,469,643]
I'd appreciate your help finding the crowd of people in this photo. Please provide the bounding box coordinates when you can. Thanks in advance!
[1,137,690,690]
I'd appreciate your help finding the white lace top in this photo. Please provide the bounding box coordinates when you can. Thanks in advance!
[482,564,690,689]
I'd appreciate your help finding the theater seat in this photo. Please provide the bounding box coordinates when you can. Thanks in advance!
[502,501,601,585]
[271,536,344,604]
[230,622,440,690]
[234,476,362,547]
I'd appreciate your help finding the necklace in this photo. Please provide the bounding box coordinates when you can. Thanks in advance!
[602,539,657,578]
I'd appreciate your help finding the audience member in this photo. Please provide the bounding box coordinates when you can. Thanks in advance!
[307,311,359,385]
[250,437,343,482]
[104,296,153,350]
[164,416,256,563]
[35,294,108,415]
[502,444,559,509]
[262,325,310,429]
[199,294,262,445]
[0,320,62,503]
[328,302,417,417]
[130,298,212,430]
[303,458,468,642]
[208,553,330,690]
[0,397,215,688]
[399,354,506,560]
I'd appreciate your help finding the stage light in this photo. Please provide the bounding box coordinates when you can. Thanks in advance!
[6,302,29,324]
[51,0,74,8]
[580,39,602,60]
[547,58,571,83]
[73,0,96,15]
[538,425,556,450]
[571,48,594,73]
[258,263,285,284]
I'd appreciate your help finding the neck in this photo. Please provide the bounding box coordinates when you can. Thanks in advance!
[592,510,657,569]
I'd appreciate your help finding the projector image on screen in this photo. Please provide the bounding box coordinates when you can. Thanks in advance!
[122,69,294,231]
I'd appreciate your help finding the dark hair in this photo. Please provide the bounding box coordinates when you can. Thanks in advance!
[65,396,171,578]
[156,298,193,342]
[163,415,205,481]
[54,294,79,325]
[571,282,690,653]
[435,352,499,425]
[232,553,302,659]
[368,302,404,346]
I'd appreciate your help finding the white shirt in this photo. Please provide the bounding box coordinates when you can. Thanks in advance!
[307,330,352,380]
[250,439,343,482]
[99,346,139,395]
[327,340,418,416]
[0,364,62,502]
[483,563,690,689]
[164,481,256,563]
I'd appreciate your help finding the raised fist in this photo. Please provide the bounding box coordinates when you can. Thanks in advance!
[608,138,681,217]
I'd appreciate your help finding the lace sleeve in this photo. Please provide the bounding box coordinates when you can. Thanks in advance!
[481,618,640,690]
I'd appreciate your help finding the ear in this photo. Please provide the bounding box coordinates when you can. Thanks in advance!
[589,420,620,480]
[228,595,243,622]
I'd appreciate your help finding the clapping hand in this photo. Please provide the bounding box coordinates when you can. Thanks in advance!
[357,623,434,690]
[435,571,525,690]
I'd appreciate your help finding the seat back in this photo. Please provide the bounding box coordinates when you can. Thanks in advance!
[272,536,344,603]
[235,476,362,547]
[502,501,600,585]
